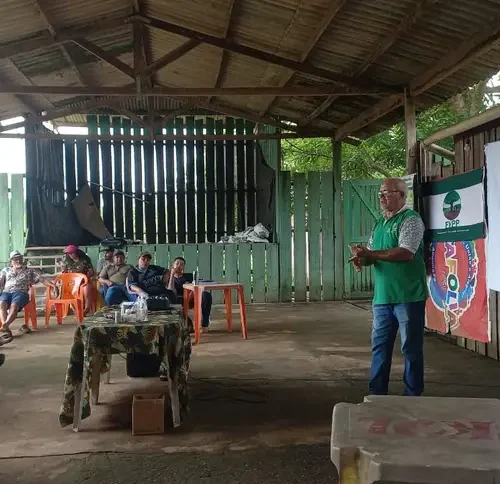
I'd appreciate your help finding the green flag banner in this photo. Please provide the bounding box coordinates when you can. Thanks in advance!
[422,169,485,242]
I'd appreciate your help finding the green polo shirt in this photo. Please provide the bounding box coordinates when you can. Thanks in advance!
[371,208,428,305]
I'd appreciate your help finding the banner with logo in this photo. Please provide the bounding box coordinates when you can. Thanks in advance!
[422,169,485,242]
[426,238,489,342]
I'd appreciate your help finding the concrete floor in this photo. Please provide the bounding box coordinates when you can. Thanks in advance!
[1,302,500,483]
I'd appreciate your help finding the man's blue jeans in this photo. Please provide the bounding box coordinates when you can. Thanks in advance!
[103,285,134,306]
[370,301,426,396]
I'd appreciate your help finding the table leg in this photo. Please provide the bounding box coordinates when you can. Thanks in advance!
[193,287,202,344]
[168,379,181,428]
[237,286,248,340]
[105,355,112,384]
[224,288,232,332]
[72,383,83,433]
[73,358,89,433]
[90,353,102,405]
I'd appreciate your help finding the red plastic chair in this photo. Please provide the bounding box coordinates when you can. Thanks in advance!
[45,273,87,326]
[24,286,38,330]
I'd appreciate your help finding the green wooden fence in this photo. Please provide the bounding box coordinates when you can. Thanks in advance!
[275,171,343,302]
[0,173,25,264]
[0,169,380,301]
[342,179,380,298]
[81,243,279,304]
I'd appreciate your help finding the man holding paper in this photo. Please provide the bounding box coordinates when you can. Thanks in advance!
[348,178,427,397]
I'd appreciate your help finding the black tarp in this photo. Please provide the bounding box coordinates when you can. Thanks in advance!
[25,124,99,247]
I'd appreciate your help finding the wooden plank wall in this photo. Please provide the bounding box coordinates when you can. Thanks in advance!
[419,124,500,361]
[80,243,279,303]
[279,171,342,302]
[60,115,258,244]
[0,173,25,263]
[342,179,381,298]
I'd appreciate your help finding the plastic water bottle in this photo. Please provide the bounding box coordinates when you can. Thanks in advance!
[138,294,148,322]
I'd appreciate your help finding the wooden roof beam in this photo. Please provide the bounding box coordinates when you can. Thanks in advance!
[32,0,89,86]
[210,0,237,103]
[259,0,347,116]
[151,101,198,129]
[302,0,438,126]
[0,60,41,116]
[0,95,131,132]
[0,131,335,142]
[72,39,135,79]
[140,39,200,78]
[113,107,150,129]
[335,18,500,140]
[138,14,397,92]
[0,85,391,96]
[0,15,131,60]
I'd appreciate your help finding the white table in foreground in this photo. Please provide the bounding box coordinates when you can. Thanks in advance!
[331,395,500,483]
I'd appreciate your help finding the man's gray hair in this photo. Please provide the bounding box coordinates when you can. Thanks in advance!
[384,178,408,197]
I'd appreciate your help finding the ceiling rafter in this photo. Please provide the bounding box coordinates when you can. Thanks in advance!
[335,16,500,140]
[74,39,135,79]
[151,101,198,129]
[1,58,54,115]
[209,0,237,103]
[301,0,439,126]
[0,15,131,60]
[0,95,132,133]
[258,0,347,116]
[141,39,200,78]
[0,85,391,97]
[32,0,89,86]
[138,14,397,92]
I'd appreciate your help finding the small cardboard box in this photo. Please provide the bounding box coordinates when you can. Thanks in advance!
[132,393,165,436]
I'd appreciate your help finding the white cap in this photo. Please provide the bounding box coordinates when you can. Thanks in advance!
[9,250,22,260]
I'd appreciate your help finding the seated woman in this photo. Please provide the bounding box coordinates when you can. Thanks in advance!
[169,256,212,332]
[0,250,56,342]
[61,245,94,315]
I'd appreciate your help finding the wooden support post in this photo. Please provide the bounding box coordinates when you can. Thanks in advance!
[332,140,344,300]
[405,92,417,174]
[276,171,292,302]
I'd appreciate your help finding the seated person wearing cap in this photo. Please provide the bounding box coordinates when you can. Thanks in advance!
[96,248,115,274]
[61,245,94,315]
[0,250,56,343]
[169,256,212,331]
[126,251,177,304]
[98,250,134,306]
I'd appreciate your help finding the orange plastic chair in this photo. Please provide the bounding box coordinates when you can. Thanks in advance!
[24,286,38,330]
[45,273,88,326]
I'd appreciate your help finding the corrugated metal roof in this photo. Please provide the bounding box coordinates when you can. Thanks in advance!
[0,0,498,137]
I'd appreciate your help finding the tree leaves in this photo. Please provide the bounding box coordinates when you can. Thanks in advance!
[282,81,492,179]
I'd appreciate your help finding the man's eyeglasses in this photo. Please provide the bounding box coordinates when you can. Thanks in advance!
[378,190,402,198]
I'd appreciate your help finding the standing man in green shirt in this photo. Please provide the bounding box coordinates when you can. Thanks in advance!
[349,178,427,396]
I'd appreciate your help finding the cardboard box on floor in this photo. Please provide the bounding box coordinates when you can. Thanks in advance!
[132,394,165,436]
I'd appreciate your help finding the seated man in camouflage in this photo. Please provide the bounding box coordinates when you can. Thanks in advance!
[0,251,56,343]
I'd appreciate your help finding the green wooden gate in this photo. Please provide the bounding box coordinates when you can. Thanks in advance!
[343,179,381,299]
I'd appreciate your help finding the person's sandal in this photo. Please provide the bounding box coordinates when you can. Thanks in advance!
[18,324,32,335]
[0,334,13,345]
